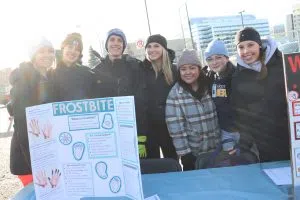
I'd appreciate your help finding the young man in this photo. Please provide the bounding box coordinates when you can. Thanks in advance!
[92,28,148,158]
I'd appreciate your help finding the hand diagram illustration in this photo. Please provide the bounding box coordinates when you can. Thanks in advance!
[29,119,41,137]
[42,123,53,139]
[48,169,61,188]
[35,170,48,188]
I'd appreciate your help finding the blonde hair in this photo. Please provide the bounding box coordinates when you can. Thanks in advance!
[150,48,174,85]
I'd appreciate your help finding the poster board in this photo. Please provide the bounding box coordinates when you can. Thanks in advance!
[283,53,300,189]
[26,96,143,200]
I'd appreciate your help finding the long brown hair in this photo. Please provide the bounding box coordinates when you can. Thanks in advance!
[257,47,268,80]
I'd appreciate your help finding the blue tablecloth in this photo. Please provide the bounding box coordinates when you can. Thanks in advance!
[12,161,292,200]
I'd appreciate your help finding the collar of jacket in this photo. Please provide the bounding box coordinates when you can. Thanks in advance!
[215,61,235,79]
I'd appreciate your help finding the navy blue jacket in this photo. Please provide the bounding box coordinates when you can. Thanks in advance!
[207,62,236,132]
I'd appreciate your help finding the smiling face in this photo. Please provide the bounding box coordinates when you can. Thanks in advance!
[107,35,124,60]
[146,42,163,62]
[206,55,229,74]
[33,47,55,69]
[237,40,261,64]
[179,64,200,88]
[62,44,81,66]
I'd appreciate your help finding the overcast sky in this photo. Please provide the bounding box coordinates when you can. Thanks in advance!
[1,0,299,68]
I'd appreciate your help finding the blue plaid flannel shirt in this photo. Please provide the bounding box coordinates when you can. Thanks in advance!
[166,83,221,156]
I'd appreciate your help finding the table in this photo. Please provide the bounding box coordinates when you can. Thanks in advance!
[12,161,292,200]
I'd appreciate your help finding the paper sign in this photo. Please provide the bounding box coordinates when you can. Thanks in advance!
[263,167,292,185]
[26,97,143,200]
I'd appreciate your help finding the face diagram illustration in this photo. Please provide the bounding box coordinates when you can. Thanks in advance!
[102,113,114,129]
[59,132,72,145]
[95,161,108,179]
[72,142,85,161]
[109,176,121,193]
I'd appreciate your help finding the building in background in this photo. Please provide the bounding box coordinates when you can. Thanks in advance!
[0,68,12,104]
[190,15,270,56]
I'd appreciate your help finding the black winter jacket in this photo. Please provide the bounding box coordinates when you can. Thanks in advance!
[92,55,148,136]
[142,59,177,123]
[9,62,55,175]
[231,49,289,162]
[51,62,95,101]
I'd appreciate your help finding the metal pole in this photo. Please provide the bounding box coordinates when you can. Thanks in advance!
[185,2,195,49]
[144,0,152,35]
[179,8,187,48]
[239,10,245,28]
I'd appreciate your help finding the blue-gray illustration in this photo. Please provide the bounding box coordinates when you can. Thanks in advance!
[102,113,114,129]
[109,176,121,193]
[95,161,108,179]
[72,142,85,161]
[59,132,72,145]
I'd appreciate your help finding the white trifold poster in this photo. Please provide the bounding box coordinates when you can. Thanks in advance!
[26,96,144,200]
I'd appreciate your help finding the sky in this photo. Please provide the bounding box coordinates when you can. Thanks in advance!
[1,0,300,69]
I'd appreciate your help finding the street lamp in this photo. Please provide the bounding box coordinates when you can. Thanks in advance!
[144,0,151,35]
[179,1,196,49]
[239,10,245,28]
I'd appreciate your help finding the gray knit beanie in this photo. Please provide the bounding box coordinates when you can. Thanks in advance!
[177,49,202,69]
[28,37,54,61]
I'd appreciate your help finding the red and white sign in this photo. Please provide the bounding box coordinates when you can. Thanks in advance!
[283,52,300,187]
[136,39,144,49]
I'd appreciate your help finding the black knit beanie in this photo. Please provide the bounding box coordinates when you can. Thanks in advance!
[235,27,262,46]
[145,34,167,49]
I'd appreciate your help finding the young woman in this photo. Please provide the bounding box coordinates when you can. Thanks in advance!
[231,27,289,162]
[165,49,220,170]
[143,34,177,160]
[9,37,55,186]
[51,33,95,101]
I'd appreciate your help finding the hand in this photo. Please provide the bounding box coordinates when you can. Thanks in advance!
[29,119,41,137]
[42,123,53,139]
[138,136,147,158]
[35,170,48,188]
[138,144,147,158]
[48,169,61,188]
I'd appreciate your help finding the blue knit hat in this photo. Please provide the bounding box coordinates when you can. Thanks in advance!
[204,39,229,60]
[105,28,127,52]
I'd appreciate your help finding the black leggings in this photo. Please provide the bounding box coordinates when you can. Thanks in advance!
[146,121,178,160]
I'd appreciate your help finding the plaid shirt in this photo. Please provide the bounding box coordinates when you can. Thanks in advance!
[166,83,221,156]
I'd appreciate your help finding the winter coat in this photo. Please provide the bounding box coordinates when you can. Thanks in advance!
[231,38,289,162]
[206,62,236,132]
[51,62,95,101]
[142,58,177,124]
[92,55,148,136]
[9,62,55,175]
[165,82,221,156]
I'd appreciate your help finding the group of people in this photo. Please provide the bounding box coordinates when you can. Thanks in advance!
[9,26,290,186]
